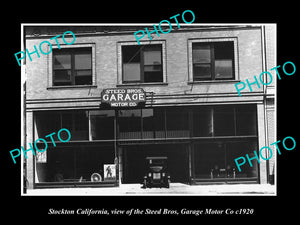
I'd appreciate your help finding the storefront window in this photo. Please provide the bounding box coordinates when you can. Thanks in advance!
[35,112,61,139]
[236,105,257,135]
[193,107,213,137]
[166,107,189,138]
[192,105,257,138]
[35,111,89,141]
[142,108,166,139]
[90,110,115,140]
[61,111,89,140]
[226,142,259,178]
[214,106,235,136]
[36,145,115,183]
[142,109,154,139]
[118,109,142,139]
[193,141,258,180]
[194,143,224,179]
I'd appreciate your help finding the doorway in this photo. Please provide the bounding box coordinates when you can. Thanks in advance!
[122,143,189,184]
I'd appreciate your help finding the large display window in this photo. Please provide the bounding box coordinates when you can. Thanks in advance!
[35,144,115,184]
[193,140,258,181]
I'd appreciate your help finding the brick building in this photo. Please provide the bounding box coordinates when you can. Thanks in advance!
[22,24,276,190]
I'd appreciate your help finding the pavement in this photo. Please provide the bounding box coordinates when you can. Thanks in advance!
[25,183,276,196]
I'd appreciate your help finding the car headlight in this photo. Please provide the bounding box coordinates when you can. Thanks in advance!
[162,173,165,177]
[148,173,152,177]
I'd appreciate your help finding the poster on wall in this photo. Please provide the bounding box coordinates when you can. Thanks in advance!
[103,164,116,181]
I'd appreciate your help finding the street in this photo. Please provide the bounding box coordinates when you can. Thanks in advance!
[26,183,276,196]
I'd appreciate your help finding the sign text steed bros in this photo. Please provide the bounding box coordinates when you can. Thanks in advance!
[101,88,146,108]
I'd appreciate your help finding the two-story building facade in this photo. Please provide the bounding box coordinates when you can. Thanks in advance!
[23,24,276,190]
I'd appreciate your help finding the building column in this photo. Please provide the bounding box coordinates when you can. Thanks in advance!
[25,111,34,189]
[257,103,268,184]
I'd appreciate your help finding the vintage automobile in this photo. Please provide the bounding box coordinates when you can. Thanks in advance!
[142,156,171,188]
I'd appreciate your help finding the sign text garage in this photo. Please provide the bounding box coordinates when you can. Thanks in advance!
[101,88,146,108]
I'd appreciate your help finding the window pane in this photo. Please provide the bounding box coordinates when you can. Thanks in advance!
[53,70,72,86]
[166,108,189,138]
[214,106,235,136]
[123,63,140,82]
[214,42,234,59]
[193,107,213,137]
[74,50,92,85]
[194,141,258,180]
[144,51,161,65]
[54,70,71,80]
[214,42,234,79]
[143,45,163,83]
[193,64,212,80]
[236,105,257,135]
[75,146,115,182]
[47,146,76,182]
[75,75,92,85]
[61,111,89,140]
[35,112,61,140]
[54,54,71,69]
[227,141,258,178]
[192,44,211,63]
[118,109,141,139]
[154,108,166,138]
[36,145,115,183]
[75,53,91,70]
[144,71,163,82]
[90,110,115,140]
[142,109,154,138]
[142,108,166,139]
[215,59,233,79]
[122,45,141,63]
[194,143,225,179]
[53,53,72,85]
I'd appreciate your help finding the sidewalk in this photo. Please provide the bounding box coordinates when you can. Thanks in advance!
[25,183,276,196]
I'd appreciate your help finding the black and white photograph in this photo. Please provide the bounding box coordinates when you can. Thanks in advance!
[4,7,298,220]
[19,23,277,196]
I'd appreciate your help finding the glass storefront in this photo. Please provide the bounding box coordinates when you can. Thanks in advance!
[193,141,258,181]
[34,104,259,186]
[35,144,115,183]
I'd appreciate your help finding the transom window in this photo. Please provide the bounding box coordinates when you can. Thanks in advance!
[53,47,92,86]
[192,41,235,81]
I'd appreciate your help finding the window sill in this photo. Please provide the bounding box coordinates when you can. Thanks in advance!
[188,80,241,84]
[47,85,97,90]
[117,82,168,87]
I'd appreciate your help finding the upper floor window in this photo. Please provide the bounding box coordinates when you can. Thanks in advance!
[122,44,163,83]
[192,41,234,81]
[118,41,166,85]
[53,47,92,86]
[188,38,238,83]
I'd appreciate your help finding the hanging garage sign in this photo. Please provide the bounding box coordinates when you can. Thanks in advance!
[101,88,146,108]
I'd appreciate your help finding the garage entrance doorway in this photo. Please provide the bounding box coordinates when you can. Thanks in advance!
[122,144,189,184]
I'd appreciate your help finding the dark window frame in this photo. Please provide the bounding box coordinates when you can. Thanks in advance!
[192,41,235,81]
[122,44,163,83]
[52,47,92,86]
